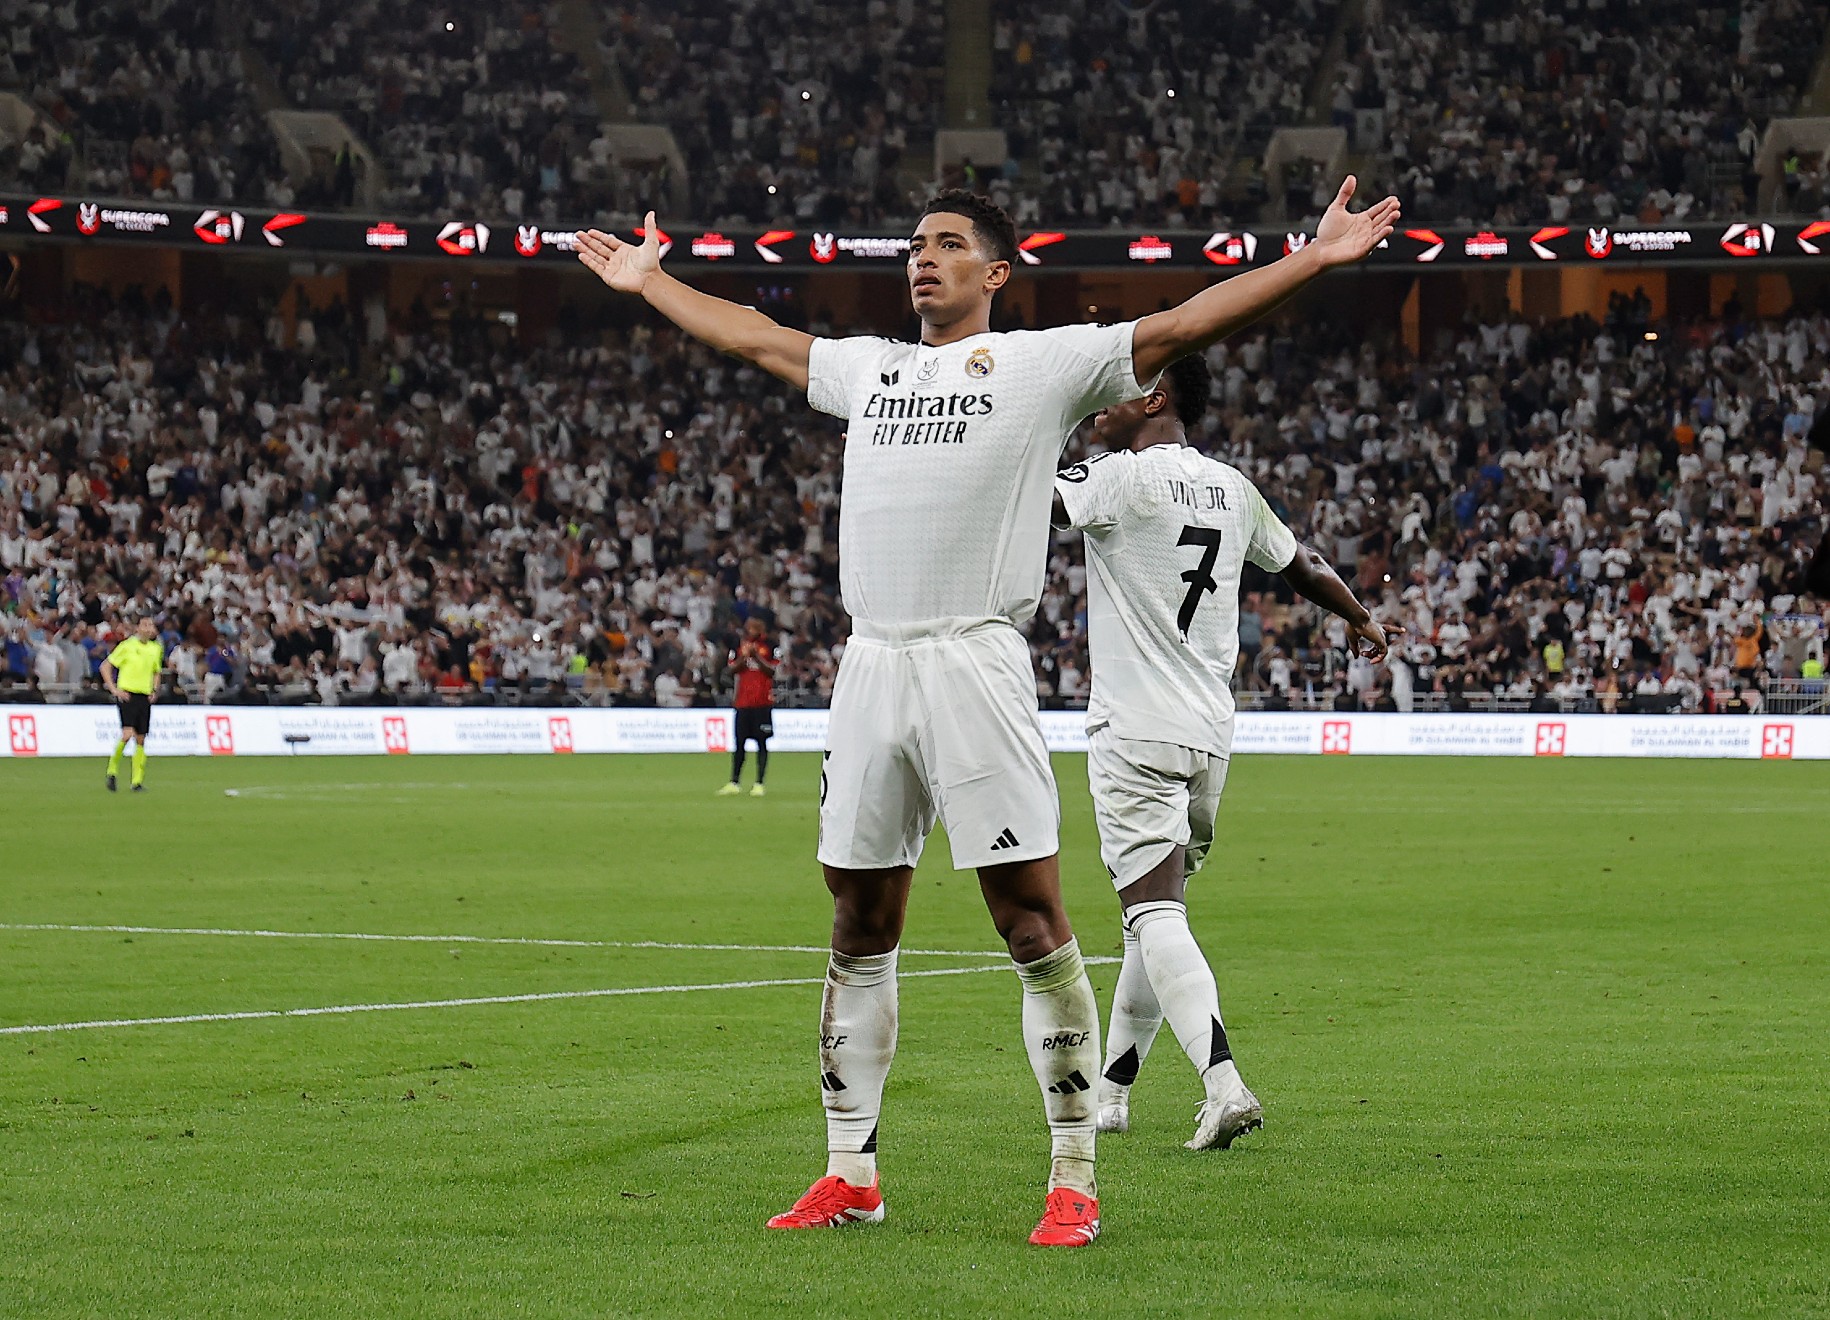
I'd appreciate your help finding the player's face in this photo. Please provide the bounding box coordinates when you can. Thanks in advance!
[136,619,157,641]
[906,213,1008,322]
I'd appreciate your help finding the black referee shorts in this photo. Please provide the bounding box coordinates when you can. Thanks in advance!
[734,706,773,747]
[117,693,152,737]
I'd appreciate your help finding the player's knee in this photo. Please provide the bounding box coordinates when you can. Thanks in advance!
[990,901,1070,962]
[825,867,910,951]
[831,902,902,952]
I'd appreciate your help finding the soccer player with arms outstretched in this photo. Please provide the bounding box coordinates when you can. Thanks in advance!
[576,176,1397,1245]
[101,616,166,793]
[1052,353,1401,1151]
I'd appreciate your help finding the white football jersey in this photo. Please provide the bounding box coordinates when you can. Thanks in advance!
[807,323,1153,626]
[1056,444,1298,756]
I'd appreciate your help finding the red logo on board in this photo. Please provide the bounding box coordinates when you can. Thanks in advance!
[382,716,411,755]
[206,715,235,755]
[8,714,38,756]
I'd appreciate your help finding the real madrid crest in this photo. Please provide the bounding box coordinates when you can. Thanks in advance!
[966,348,995,378]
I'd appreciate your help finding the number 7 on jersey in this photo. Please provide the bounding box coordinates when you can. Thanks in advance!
[1176,525,1224,640]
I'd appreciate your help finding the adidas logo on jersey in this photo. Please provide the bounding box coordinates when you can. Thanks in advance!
[880,369,899,386]
[989,827,1021,851]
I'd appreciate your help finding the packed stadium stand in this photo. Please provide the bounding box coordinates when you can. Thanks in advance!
[0,0,280,206]
[1,282,1823,714]
[246,3,601,218]
[601,0,944,226]
[7,2,1830,225]
[1340,0,1828,227]
[989,0,1341,226]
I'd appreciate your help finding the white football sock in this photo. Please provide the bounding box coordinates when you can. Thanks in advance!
[1015,938,1101,1195]
[1127,901,1242,1101]
[1098,922,1163,1109]
[819,948,898,1186]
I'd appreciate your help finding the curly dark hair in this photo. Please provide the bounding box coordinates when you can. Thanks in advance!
[917,189,1019,266]
[1161,353,1212,428]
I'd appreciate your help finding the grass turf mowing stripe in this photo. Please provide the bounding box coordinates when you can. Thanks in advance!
[0,958,1120,1036]
[0,922,1008,958]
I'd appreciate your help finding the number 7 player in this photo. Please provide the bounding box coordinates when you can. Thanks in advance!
[574,176,1398,1245]
[1052,352,1401,1151]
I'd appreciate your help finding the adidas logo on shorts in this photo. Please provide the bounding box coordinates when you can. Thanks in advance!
[989,827,1021,852]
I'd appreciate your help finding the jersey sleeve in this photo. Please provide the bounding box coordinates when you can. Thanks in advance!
[1054,451,1136,534]
[1244,481,1299,571]
[806,336,887,419]
[105,641,131,669]
[1035,321,1159,421]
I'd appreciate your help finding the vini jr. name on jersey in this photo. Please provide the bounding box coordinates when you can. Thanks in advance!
[1169,478,1230,510]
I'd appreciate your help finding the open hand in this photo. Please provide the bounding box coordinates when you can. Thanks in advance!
[1349,615,1404,662]
[1312,176,1402,270]
[575,211,663,294]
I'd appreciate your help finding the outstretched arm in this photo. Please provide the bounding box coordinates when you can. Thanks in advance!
[1281,543,1403,660]
[1131,177,1400,383]
[576,212,813,390]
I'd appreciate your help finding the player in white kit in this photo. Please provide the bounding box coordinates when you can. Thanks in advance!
[575,177,1399,1243]
[1053,353,1401,1151]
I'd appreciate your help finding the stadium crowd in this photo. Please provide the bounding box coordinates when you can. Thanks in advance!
[601,0,944,226]
[1131,299,1828,713]
[5,1,1830,231]
[0,280,1824,713]
[248,3,608,219]
[989,0,1339,227]
[1340,0,1825,227]
[1,0,281,208]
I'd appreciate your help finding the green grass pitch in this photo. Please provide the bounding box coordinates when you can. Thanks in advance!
[2,751,1827,1317]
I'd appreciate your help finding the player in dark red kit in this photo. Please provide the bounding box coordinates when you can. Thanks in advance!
[720,617,778,797]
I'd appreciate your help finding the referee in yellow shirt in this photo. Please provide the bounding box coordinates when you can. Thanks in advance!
[102,617,166,793]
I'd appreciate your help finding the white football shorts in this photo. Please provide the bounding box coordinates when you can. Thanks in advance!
[1085,727,1229,889]
[818,618,1060,871]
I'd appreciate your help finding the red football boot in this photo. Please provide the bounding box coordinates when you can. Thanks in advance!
[1028,1187,1101,1246]
[765,1175,885,1229]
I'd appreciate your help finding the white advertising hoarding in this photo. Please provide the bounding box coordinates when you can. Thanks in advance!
[0,705,1823,761]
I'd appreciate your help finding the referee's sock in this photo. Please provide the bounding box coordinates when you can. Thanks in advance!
[108,740,127,778]
[131,743,147,787]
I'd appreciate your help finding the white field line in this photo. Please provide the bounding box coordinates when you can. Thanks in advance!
[0,957,1116,1036]
[0,923,1008,959]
